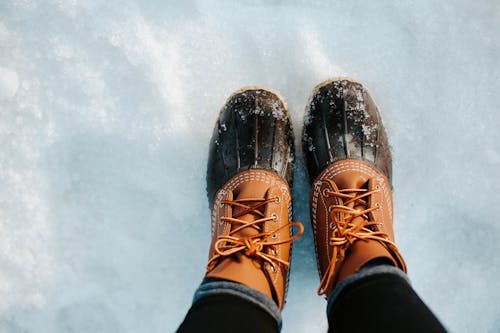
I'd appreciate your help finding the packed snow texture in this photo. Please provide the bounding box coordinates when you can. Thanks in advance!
[1,0,499,332]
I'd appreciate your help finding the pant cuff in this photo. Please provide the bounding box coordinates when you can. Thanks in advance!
[327,265,410,315]
[193,279,282,327]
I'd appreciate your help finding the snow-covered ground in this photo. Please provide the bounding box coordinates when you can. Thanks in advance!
[1,0,499,332]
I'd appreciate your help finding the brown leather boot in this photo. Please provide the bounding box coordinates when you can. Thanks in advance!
[206,87,303,309]
[303,78,407,297]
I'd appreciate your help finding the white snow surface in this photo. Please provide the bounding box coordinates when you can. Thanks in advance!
[1,0,500,332]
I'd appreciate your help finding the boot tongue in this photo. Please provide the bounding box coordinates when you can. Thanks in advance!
[205,179,275,302]
[333,170,369,190]
[331,171,399,285]
[332,170,370,226]
[232,180,271,237]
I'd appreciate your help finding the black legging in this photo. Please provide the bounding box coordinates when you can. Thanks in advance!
[177,272,447,332]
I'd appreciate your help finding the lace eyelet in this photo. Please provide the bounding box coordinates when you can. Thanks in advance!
[376,203,381,210]
[329,222,335,229]
[375,184,380,190]
[271,234,278,239]
[275,196,280,204]
[270,266,276,272]
[271,213,278,221]
[328,206,334,212]
[322,188,329,197]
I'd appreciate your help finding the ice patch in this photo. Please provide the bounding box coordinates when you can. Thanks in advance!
[362,123,378,137]
[304,104,315,126]
[486,149,500,164]
[299,29,346,78]
[53,43,74,60]
[254,106,263,115]
[237,108,247,121]
[304,133,315,152]
[356,90,363,102]
[0,67,19,101]
[0,22,9,41]
[271,101,286,120]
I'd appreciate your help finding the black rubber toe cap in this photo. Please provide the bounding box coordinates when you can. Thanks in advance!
[207,88,295,204]
[303,79,392,183]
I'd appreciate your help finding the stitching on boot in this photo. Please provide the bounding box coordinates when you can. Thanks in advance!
[210,169,293,295]
[310,160,394,281]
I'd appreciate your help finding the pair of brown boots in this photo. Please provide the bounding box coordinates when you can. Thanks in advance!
[204,79,407,309]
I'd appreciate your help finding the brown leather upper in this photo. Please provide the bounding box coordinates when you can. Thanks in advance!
[206,169,303,308]
[310,159,407,296]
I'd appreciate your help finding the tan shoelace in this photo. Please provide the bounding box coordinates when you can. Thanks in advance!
[318,179,397,295]
[207,197,304,273]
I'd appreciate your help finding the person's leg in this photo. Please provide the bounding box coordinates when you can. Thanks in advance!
[177,88,303,332]
[327,264,446,332]
[303,79,446,332]
[177,279,280,333]
[178,294,277,333]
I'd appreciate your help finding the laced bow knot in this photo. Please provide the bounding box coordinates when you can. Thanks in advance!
[207,195,304,273]
[212,234,264,257]
[243,237,263,256]
[318,179,395,295]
